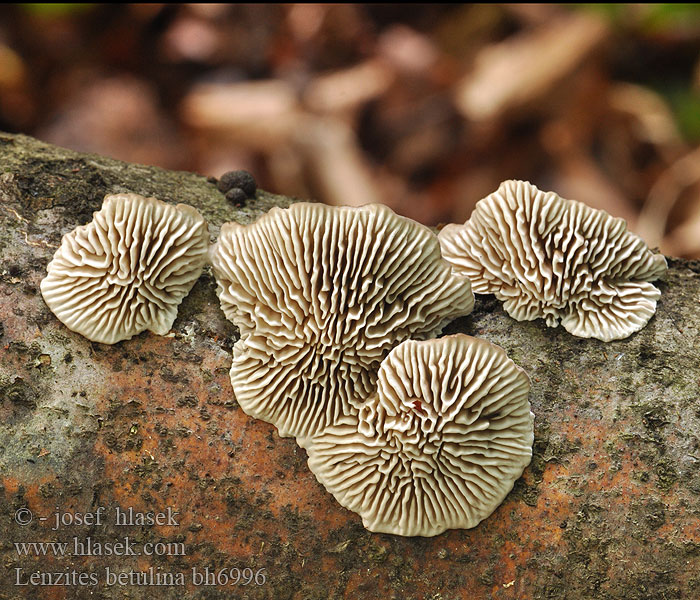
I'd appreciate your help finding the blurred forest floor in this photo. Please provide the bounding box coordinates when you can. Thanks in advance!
[1,3,699,257]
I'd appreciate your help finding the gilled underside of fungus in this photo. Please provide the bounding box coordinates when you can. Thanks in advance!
[305,334,534,537]
[41,193,209,344]
[439,180,667,341]
[210,202,475,441]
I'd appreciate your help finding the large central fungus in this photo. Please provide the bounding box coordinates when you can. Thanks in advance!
[305,334,534,536]
[210,202,474,441]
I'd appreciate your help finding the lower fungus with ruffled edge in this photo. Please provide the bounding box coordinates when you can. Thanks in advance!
[305,334,534,537]
[210,202,475,442]
[439,180,668,342]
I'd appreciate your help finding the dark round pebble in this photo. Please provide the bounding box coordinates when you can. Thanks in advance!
[225,187,248,206]
[217,170,257,197]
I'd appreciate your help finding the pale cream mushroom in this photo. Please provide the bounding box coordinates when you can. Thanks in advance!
[210,202,475,441]
[305,334,533,537]
[41,193,209,344]
[439,180,667,342]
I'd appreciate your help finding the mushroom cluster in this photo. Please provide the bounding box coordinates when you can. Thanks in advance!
[43,175,664,537]
[305,334,533,536]
[209,202,475,441]
[41,193,209,344]
[206,202,537,536]
[439,180,667,341]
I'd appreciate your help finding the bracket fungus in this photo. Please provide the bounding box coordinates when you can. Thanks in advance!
[305,334,534,537]
[40,193,209,344]
[439,180,668,342]
[209,202,475,441]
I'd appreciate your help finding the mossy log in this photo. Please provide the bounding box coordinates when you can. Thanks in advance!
[1,133,699,600]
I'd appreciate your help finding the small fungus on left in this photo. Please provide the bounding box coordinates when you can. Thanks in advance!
[41,193,209,344]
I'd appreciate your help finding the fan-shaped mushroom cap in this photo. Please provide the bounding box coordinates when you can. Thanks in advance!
[305,334,533,536]
[40,193,209,344]
[210,202,475,441]
[439,180,667,341]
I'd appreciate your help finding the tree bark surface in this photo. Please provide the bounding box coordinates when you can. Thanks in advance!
[0,133,698,600]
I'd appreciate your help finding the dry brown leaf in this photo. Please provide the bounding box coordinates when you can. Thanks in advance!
[637,146,700,248]
[180,80,301,150]
[303,59,394,114]
[376,25,440,75]
[663,198,700,257]
[455,12,609,122]
[608,83,683,160]
[292,116,383,207]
